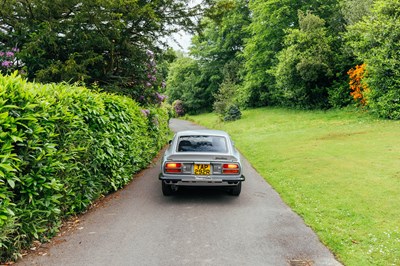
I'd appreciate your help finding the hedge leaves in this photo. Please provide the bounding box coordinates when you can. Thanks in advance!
[0,73,170,262]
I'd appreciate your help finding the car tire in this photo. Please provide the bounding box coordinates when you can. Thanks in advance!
[229,182,241,196]
[162,181,174,196]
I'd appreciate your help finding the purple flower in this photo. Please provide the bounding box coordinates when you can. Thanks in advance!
[5,51,14,57]
[0,51,4,57]
[139,95,145,101]
[1,61,12,67]
[145,82,152,87]
[141,109,150,116]
[11,47,19,52]
[173,100,185,116]
[147,74,157,82]
[161,81,166,88]
[155,92,166,103]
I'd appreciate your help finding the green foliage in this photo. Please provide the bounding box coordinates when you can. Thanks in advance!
[340,0,374,25]
[164,0,400,119]
[168,0,373,114]
[0,0,201,96]
[168,1,250,116]
[165,57,208,114]
[0,73,170,262]
[212,58,243,121]
[172,100,185,117]
[272,11,334,109]
[369,90,400,120]
[241,0,297,106]
[346,0,400,119]
[241,0,348,108]
[191,0,250,65]
[223,104,241,121]
[213,80,241,121]
[327,80,353,108]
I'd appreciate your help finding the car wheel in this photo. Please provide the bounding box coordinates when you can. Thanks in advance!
[162,181,174,196]
[229,182,241,196]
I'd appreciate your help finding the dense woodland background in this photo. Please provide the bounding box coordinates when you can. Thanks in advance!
[166,0,399,120]
[1,0,399,119]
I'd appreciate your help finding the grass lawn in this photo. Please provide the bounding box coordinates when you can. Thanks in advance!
[189,108,400,266]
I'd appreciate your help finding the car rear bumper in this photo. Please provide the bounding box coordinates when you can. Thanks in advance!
[159,173,245,187]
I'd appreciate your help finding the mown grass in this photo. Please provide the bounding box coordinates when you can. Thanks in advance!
[189,108,400,266]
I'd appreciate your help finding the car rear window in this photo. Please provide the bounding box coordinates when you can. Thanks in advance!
[177,135,228,153]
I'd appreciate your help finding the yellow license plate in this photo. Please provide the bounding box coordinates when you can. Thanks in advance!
[194,164,211,175]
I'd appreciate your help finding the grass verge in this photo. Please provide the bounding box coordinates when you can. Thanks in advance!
[189,107,400,266]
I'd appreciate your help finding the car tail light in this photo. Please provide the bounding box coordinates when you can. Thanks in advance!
[165,162,182,173]
[222,163,240,174]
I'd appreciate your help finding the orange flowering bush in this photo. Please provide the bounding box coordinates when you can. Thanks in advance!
[348,63,369,106]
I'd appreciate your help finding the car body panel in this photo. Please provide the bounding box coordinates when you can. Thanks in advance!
[159,130,245,189]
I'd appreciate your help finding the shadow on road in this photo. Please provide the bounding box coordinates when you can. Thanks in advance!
[158,186,241,204]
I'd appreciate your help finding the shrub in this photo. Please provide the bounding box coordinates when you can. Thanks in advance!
[348,63,369,106]
[346,0,400,119]
[172,100,185,117]
[213,81,242,121]
[224,104,242,121]
[272,11,333,109]
[0,48,21,75]
[0,73,170,262]
[327,80,353,108]
[370,90,400,120]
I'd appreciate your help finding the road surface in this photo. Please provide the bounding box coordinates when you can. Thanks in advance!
[18,119,341,266]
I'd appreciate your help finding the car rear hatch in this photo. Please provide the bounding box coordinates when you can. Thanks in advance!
[163,153,241,176]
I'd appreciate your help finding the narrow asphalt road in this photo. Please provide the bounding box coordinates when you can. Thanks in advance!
[18,119,341,266]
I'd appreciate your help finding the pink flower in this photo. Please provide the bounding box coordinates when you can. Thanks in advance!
[5,51,14,57]
[155,92,166,103]
[141,109,150,116]
[1,61,12,67]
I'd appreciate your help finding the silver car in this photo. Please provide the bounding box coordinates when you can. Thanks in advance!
[159,129,245,196]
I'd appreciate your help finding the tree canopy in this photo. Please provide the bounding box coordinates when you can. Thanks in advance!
[164,0,400,119]
[273,11,334,108]
[346,0,400,119]
[1,0,399,119]
[167,0,250,114]
[0,0,202,102]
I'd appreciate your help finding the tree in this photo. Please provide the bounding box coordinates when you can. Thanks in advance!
[189,0,251,111]
[340,0,374,25]
[272,11,334,108]
[165,57,208,114]
[0,0,202,101]
[241,0,344,107]
[346,0,400,119]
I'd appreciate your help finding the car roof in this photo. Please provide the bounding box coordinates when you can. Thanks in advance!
[175,129,229,138]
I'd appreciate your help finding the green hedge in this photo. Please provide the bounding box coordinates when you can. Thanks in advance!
[0,73,170,262]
